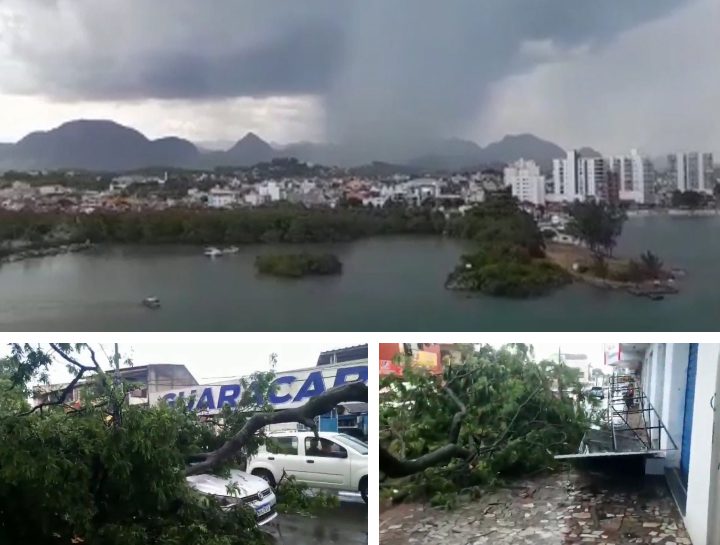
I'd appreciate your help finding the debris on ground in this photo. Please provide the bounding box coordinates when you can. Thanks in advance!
[380,471,690,545]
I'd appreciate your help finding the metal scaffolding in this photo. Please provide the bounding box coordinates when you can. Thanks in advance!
[555,372,677,460]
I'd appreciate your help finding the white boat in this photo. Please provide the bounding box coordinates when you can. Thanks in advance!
[223,246,240,254]
[142,296,161,309]
[204,247,224,257]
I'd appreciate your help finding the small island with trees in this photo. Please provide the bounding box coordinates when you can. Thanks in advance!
[547,200,680,299]
[444,193,571,297]
[255,252,343,278]
[445,193,680,300]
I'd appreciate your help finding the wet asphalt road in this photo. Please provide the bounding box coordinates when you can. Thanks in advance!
[265,500,367,545]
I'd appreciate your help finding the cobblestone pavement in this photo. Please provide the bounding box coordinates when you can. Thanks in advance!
[380,471,690,545]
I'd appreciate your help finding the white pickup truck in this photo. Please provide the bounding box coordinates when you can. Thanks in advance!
[247,431,368,503]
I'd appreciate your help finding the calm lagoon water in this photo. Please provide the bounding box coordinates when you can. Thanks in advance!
[1,216,719,331]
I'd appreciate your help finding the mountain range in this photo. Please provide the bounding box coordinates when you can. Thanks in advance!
[0,119,594,173]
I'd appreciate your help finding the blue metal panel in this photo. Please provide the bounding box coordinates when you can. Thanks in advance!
[318,414,338,432]
[680,343,698,485]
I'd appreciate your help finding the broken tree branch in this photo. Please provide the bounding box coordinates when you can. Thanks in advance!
[185,380,368,476]
[444,385,466,444]
[18,370,86,416]
[49,344,95,373]
[18,344,110,416]
[379,384,471,479]
[380,443,472,478]
[380,384,545,478]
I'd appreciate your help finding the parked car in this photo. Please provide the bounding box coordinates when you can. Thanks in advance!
[186,469,277,526]
[247,431,368,503]
[588,386,605,400]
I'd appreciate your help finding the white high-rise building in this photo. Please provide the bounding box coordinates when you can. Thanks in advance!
[548,150,606,202]
[579,157,607,200]
[503,159,546,205]
[609,149,654,204]
[669,152,714,193]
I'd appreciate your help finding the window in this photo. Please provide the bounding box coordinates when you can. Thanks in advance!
[305,437,347,458]
[267,436,298,455]
[337,434,368,454]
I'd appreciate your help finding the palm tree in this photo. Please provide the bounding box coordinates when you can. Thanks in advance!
[640,250,663,279]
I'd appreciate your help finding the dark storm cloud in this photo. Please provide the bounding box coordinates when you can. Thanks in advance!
[1,0,348,100]
[0,0,690,152]
[325,0,690,159]
[70,23,343,100]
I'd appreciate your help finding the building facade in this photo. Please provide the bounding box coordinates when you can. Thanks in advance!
[609,149,654,204]
[548,150,607,203]
[669,152,715,193]
[33,364,199,408]
[503,159,546,205]
[605,343,720,545]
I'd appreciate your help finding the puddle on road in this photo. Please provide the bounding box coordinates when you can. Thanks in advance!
[265,502,367,545]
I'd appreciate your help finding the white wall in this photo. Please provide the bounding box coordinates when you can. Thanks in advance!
[707,366,720,545]
[660,343,690,467]
[684,344,720,545]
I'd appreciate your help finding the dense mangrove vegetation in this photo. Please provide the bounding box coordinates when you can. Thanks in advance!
[445,193,570,297]
[255,253,343,278]
[0,203,447,245]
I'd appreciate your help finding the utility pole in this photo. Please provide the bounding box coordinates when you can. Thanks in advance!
[113,343,122,426]
[557,346,564,400]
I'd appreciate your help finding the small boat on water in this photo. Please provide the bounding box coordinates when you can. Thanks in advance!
[142,296,161,309]
[223,246,240,254]
[204,247,224,257]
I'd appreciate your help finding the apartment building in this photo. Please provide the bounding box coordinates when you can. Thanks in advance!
[609,149,655,204]
[668,152,715,193]
[503,158,546,206]
[548,150,606,203]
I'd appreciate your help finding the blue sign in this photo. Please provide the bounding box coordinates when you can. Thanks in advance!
[158,363,368,413]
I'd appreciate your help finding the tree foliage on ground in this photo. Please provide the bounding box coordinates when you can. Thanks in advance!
[379,345,594,508]
[567,200,627,258]
[0,343,361,544]
[445,192,569,297]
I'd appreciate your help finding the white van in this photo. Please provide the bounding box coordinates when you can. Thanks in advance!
[247,431,368,503]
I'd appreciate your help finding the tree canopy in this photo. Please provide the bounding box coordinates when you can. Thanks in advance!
[567,200,627,258]
[671,189,705,209]
[445,193,570,297]
[0,357,30,414]
[0,343,367,544]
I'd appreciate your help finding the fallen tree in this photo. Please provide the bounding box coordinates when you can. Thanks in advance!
[379,345,592,507]
[185,379,367,475]
[1,343,368,544]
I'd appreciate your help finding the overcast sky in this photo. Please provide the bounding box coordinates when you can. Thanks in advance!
[0,0,716,155]
[1,342,605,386]
[1,342,349,385]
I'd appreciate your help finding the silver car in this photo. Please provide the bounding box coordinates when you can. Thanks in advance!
[186,469,278,526]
